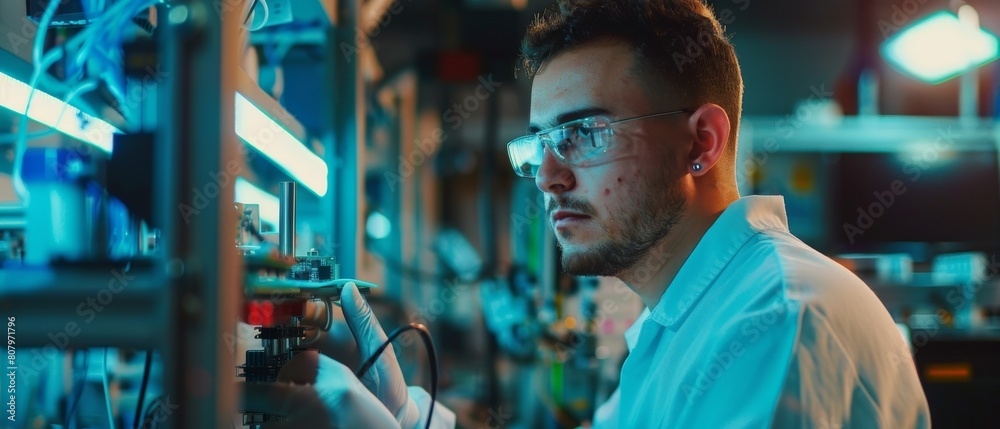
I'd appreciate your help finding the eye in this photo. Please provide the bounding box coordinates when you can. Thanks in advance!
[554,140,574,153]
[573,123,599,147]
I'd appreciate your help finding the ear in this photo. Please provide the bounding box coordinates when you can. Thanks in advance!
[685,104,731,176]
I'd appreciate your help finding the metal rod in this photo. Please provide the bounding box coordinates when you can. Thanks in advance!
[279,181,296,256]
[958,4,980,124]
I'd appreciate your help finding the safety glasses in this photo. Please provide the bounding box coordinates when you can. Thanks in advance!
[506,109,693,178]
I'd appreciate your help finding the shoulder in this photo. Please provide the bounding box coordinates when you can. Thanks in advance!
[736,229,875,307]
[743,231,917,397]
[711,229,900,356]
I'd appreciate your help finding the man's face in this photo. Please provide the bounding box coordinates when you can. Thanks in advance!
[530,40,691,277]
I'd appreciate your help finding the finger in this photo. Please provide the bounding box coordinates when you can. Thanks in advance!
[276,350,319,384]
[340,282,391,359]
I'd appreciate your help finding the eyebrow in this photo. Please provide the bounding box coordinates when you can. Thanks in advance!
[527,107,611,134]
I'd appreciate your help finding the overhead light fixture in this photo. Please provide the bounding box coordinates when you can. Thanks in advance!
[882,11,999,84]
[0,71,119,153]
[235,177,280,227]
[234,92,328,196]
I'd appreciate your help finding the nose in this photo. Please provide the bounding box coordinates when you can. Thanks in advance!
[534,147,575,194]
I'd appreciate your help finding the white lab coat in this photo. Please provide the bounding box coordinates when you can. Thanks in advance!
[410,386,457,429]
[592,196,930,428]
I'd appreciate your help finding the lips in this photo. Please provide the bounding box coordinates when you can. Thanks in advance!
[552,210,590,228]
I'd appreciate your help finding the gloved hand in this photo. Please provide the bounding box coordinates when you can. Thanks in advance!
[241,350,401,429]
[340,282,455,429]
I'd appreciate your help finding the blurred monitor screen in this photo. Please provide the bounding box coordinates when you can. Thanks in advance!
[833,150,1000,251]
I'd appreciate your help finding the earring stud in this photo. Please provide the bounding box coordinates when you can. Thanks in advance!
[692,163,702,172]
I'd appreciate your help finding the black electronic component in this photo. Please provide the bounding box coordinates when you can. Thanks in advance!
[289,249,339,282]
[243,412,286,426]
[239,247,372,429]
[107,133,154,223]
[26,0,93,27]
[317,264,332,279]
[235,326,307,381]
[236,325,309,428]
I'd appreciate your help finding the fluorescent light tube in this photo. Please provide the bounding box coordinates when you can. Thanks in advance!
[234,92,328,196]
[0,71,118,153]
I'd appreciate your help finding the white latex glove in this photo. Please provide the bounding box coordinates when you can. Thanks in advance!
[341,282,455,429]
[241,350,401,429]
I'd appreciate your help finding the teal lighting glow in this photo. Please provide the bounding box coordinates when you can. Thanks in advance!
[366,211,391,240]
[0,71,118,153]
[882,11,1000,84]
[234,93,328,196]
[235,177,280,227]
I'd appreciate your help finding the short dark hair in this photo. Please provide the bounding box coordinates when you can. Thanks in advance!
[520,0,744,154]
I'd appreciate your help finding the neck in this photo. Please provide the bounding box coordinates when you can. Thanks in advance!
[617,195,734,310]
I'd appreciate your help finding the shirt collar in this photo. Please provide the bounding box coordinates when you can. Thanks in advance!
[624,307,650,350]
[645,195,790,330]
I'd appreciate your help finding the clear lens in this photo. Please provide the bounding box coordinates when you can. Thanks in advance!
[506,116,613,178]
[507,136,542,177]
[548,117,611,162]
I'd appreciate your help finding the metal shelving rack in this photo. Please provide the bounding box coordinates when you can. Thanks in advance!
[156,0,241,426]
[0,0,375,426]
[161,0,370,426]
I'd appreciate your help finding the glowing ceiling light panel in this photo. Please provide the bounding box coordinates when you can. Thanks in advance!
[882,11,999,84]
[234,93,328,196]
[235,177,280,227]
[0,71,119,153]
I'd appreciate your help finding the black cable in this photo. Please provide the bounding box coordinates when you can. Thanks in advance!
[66,350,88,429]
[244,0,259,25]
[133,350,153,429]
[355,323,438,429]
[242,214,266,243]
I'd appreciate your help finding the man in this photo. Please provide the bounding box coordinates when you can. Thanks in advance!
[510,0,930,427]
[246,0,930,427]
